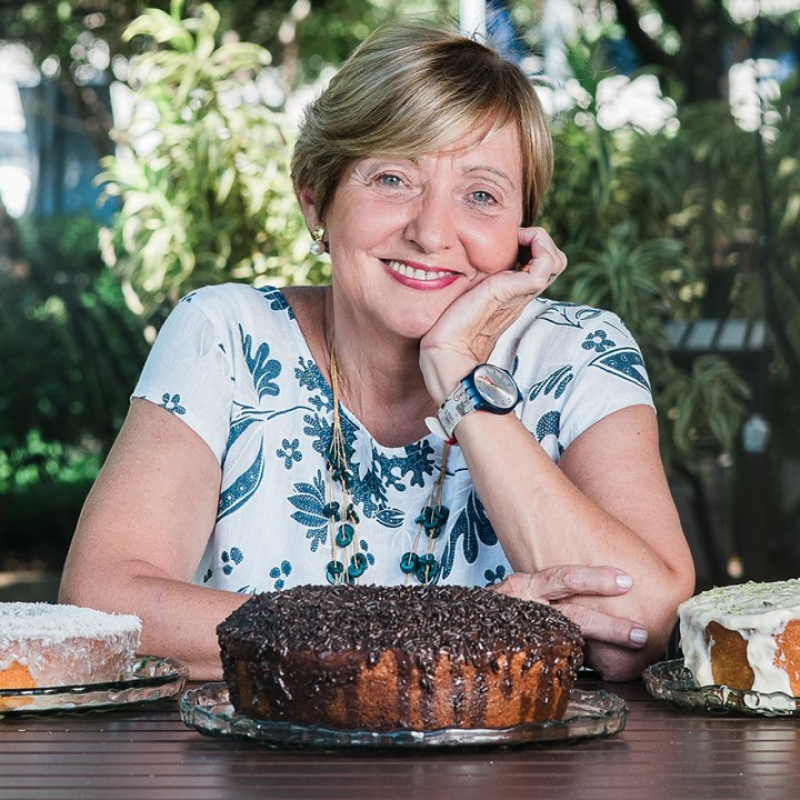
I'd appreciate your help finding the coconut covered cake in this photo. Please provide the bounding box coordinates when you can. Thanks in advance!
[0,602,142,692]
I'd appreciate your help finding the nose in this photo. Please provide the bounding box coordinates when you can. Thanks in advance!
[403,185,457,254]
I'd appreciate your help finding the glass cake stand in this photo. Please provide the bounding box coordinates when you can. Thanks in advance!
[643,658,800,716]
[0,655,189,715]
[179,682,629,749]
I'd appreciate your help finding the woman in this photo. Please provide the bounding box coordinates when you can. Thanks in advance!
[60,22,695,681]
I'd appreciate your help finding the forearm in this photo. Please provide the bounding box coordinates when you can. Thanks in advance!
[59,561,247,681]
[456,412,668,573]
[454,409,692,674]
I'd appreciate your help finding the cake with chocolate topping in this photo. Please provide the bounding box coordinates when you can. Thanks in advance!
[0,602,142,697]
[679,579,800,695]
[217,584,584,731]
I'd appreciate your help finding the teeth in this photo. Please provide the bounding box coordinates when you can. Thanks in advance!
[385,260,449,281]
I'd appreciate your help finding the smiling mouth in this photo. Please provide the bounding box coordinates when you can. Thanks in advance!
[383,259,453,282]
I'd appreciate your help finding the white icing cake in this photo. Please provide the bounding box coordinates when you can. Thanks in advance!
[0,602,142,691]
[679,579,800,695]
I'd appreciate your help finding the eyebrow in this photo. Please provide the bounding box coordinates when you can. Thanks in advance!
[364,156,518,189]
[462,164,517,188]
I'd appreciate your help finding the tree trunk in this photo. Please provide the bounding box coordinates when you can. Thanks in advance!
[608,0,732,103]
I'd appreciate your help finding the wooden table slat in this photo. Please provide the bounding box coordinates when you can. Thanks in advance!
[2,679,800,800]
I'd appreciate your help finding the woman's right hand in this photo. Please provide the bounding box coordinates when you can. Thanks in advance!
[418,227,567,406]
[492,566,650,651]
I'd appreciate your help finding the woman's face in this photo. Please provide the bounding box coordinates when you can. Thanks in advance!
[310,124,525,340]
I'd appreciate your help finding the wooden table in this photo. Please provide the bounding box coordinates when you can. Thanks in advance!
[1,675,798,800]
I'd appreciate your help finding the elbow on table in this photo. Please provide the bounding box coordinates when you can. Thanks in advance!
[585,639,666,682]
[588,568,695,682]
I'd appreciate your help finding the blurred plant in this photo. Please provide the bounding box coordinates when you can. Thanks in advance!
[540,38,753,472]
[545,20,800,475]
[0,214,149,453]
[0,430,103,569]
[0,431,102,494]
[96,0,329,319]
[750,72,800,461]
[0,212,149,564]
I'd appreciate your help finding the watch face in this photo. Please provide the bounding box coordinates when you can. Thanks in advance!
[472,365,520,411]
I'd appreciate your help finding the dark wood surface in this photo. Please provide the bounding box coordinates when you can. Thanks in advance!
[1,675,798,800]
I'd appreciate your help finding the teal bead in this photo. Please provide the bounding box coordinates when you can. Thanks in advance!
[335,523,355,548]
[324,427,451,584]
[348,551,368,579]
[326,560,344,585]
[416,504,449,534]
[415,506,434,527]
[415,553,440,584]
[399,551,419,574]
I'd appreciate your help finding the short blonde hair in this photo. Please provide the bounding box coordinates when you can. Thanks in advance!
[291,21,553,227]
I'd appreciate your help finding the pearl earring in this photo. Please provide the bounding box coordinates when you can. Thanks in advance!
[309,225,326,256]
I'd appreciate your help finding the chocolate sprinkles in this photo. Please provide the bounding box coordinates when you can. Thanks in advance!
[218,584,584,731]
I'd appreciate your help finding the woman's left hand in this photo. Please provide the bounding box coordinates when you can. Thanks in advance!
[419,226,566,403]
[492,566,650,650]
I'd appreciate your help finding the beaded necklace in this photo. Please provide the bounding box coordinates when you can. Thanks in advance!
[324,342,451,586]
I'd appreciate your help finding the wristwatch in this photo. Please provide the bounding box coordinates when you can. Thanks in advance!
[435,364,522,442]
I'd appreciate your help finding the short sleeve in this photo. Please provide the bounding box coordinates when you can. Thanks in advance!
[132,297,233,463]
[556,314,655,450]
[496,301,655,459]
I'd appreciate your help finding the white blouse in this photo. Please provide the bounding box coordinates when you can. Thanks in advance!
[133,283,654,594]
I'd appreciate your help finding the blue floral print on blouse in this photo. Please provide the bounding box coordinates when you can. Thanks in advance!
[132,285,654,595]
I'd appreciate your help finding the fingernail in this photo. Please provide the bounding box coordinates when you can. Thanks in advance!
[630,628,648,646]
[615,574,633,590]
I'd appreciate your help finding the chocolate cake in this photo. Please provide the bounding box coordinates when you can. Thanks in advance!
[217,584,584,731]
[679,579,800,695]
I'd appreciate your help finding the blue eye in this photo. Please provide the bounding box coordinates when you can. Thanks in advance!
[472,190,496,205]
[377,173,402,188]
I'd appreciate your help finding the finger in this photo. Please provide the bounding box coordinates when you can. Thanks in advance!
[515,230,566,290]
[511,252,560,293]
[529,235,567,280]
[554,602,650,649]
[518,226,563,259]
[493,565,634,603]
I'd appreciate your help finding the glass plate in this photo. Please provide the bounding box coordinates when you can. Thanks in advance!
[179,682,629,749]
[642,658,800,717]
[0,656,189,716]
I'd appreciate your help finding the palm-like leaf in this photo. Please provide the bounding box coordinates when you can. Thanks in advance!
[96,0,324,318]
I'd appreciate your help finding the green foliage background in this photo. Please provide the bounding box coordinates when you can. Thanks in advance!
[0,215,150,566]
[2,0,800,574]
[97,3,329,317]
[98,2,761,469]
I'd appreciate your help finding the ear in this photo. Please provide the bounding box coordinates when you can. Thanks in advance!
[299,187,319,230]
